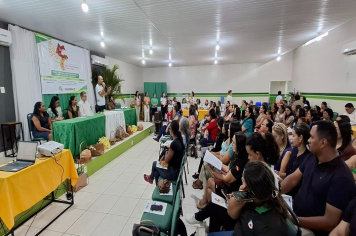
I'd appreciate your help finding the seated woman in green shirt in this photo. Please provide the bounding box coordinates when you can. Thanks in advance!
[151,93,159,122]
[66,96,80,119]
[47,96,64,122]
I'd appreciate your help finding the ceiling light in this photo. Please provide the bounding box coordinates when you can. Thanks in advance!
[149,48,153,55]
[142,59,145,64]
[214,60,218,64]
[215,43,220,51]
[100,31,104,37]
[100,40,105,47]
[81,0,88,12]
[278,47,281,54]
[303,32,328,47]
[168,62,172,67]
[277,56,281,61]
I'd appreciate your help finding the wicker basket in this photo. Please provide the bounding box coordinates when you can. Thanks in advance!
[87,143,104,156]
[115,125,125,138]
[77,141,92,164]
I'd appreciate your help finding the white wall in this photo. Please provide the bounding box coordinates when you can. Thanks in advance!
[106,56,143,106]
[292,18,356,93]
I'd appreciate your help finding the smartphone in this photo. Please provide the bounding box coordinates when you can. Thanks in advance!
[232,190,256,202]
[221,189,228,199]
[150,204,163,211]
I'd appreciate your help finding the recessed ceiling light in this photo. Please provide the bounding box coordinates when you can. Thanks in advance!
[100,41,105,47]
[142,59,145,64]
[168,62,172,67]
[214,60,218,64]
[81,0,88,12]
[277,56,281,61]
[215,43,220,51]
[149,48,153,55]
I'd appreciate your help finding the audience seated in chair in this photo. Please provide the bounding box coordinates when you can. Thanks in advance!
[323,108,334,122]
[259,118,273,134]
[199,109,219,147]
[47,96,64,122]
[66,96,80,119]
[335,119,356,161]
[281,120,356,236]
[279,123,311,198]
[196,131,248,209]
[344,103,356,126]
[255,104,267,128]
[153,105,180,142]
[78,91,93,116]
[144,120,185,185]
[241,107,255,137]
[32,102,52,140]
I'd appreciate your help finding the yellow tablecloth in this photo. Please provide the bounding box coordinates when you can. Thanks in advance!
[352,127,356,138]
[0,149,78,230]
[182,109,208,120]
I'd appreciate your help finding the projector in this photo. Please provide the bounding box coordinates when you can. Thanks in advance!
[38,141,64,156]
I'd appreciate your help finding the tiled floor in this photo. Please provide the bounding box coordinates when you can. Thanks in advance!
[14,131,207,236]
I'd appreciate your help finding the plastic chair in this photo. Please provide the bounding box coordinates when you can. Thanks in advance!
[255,102,262,107]
[332,112,339,121]
[141,190,181,235]
[152,167,182,204]
[26,113,47,144]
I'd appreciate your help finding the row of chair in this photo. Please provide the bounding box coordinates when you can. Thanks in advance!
[139,155,187,235]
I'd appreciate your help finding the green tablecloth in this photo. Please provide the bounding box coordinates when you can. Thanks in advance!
[52,114,105,158]
[121,108,137,126]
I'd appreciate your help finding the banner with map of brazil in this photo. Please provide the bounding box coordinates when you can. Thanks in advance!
[35,33,87,94]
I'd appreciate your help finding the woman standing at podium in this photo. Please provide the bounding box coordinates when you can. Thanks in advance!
[32,102,52,140]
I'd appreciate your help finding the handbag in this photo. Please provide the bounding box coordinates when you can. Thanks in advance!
[87,143,104,156]
[132,220,160,236]
[157,179,171,194]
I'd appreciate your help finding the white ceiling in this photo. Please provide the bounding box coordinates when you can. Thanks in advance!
[0,0,356,68]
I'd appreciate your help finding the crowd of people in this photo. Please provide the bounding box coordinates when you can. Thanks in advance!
[143,90,356,236]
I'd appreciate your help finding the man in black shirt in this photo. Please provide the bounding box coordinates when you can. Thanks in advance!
[281,120,356,236]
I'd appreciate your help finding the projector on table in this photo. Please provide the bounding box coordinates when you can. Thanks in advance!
[37,141,64,156]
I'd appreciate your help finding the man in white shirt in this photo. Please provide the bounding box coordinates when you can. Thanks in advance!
[226,90,233,104]
[276,91,283,103]
[95,75,111,112]
[78,91,93,116]
[344,103,356,126]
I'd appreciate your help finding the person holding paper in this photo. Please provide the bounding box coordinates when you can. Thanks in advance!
[144,120,185,184]
[186,161,292,235]
[193,120,241,189]
[195,132,249,209]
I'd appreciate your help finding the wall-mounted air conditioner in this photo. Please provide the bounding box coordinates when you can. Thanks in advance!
[0,28,12,47]
[91,55,108,67]
[342,40,356,55]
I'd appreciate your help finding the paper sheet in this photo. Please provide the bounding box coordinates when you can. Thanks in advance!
[282,194,293,209]
[156,162,168,170]
[159,183,173,196]
[144,200,167,215]
[203,151,222,170]
[163,140,173,147]
[211,192,227,209]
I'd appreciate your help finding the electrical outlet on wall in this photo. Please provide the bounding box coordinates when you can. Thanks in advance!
[0,87,5,93]
[83,166,87,173]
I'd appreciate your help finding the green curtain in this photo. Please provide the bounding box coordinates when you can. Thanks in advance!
[42,94,81,111]
[144,82,167,107]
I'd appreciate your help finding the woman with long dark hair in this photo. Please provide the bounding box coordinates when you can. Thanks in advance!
[47,96,64,121]
[144,120,184,184]
[279,123,311,197]
[260,118,273,133]
[255,104,267,128]
[66,96,80,119]
[199,109,219,147]
[335,120,356,161]
[32,102,52,140]
[241,106,256,137]
[231,104,240,121]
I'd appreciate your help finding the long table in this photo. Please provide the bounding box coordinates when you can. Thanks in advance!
[53,114,106,157]
[0,150,78,233]
[52,109,137,158]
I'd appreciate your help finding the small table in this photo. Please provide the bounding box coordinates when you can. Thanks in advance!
[1,122,24,157]
[352,126,356,138]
